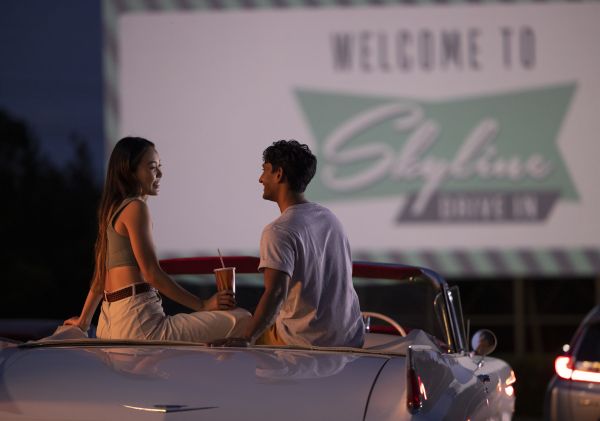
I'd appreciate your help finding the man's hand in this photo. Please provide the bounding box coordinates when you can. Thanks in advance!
[209,337,250,347]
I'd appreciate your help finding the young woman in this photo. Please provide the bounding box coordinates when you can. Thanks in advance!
[65,137,249,342]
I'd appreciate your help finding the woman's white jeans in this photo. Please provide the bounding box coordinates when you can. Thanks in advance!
[97,286,250,343]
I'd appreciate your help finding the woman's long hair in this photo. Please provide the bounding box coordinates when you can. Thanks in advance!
[90,137,155,293]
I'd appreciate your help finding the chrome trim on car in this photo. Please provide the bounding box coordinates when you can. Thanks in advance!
[123,404,218,413]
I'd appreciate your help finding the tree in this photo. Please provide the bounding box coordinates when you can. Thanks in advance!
[0,109,101,319]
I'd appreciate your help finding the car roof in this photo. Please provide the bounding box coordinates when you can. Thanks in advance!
[582,304,600,325]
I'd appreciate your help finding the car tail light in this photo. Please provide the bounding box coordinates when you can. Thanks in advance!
[406,346,430,413]
[406,366,422,412]
[406,361,427,412]
[555,355,574,379]
[555,355,600,384]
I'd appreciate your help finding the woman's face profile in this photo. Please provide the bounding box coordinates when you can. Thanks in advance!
[135,147,162,197]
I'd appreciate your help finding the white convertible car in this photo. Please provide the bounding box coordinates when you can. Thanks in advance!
[0,256,515,420]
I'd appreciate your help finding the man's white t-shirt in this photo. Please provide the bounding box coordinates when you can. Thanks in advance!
[259,202,364,347]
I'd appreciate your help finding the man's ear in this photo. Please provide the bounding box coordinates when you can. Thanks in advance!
[274,166,284,183]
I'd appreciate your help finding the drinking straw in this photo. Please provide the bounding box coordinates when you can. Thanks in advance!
[217,248,226,268]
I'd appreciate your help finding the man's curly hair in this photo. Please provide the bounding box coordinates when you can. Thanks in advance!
[262,140,317,193]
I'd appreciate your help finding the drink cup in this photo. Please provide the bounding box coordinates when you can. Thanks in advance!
[213,267,236,293]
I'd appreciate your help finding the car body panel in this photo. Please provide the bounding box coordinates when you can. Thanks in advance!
[1,343,388,421]
[546,377,600,421]
[365,347,514,421]
[1,257,516,420]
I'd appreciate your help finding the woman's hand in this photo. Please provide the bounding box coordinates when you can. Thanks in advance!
[203,290,236,311]
[64,316,89,332]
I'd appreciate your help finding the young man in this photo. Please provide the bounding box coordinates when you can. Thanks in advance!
[241,139,364,347]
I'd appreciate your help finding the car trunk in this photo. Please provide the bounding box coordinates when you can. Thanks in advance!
[0,343,389,421]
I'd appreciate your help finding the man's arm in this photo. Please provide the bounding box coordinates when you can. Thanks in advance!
[243,268,289,343]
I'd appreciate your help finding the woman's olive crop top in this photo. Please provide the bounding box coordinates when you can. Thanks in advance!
[106,198,140,270]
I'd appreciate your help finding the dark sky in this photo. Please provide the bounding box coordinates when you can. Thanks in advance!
[0,0,104,181]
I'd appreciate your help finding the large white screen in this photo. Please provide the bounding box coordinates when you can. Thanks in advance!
[115,3,600,275]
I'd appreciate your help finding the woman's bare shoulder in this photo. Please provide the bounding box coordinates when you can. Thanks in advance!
[120,198,150,220]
